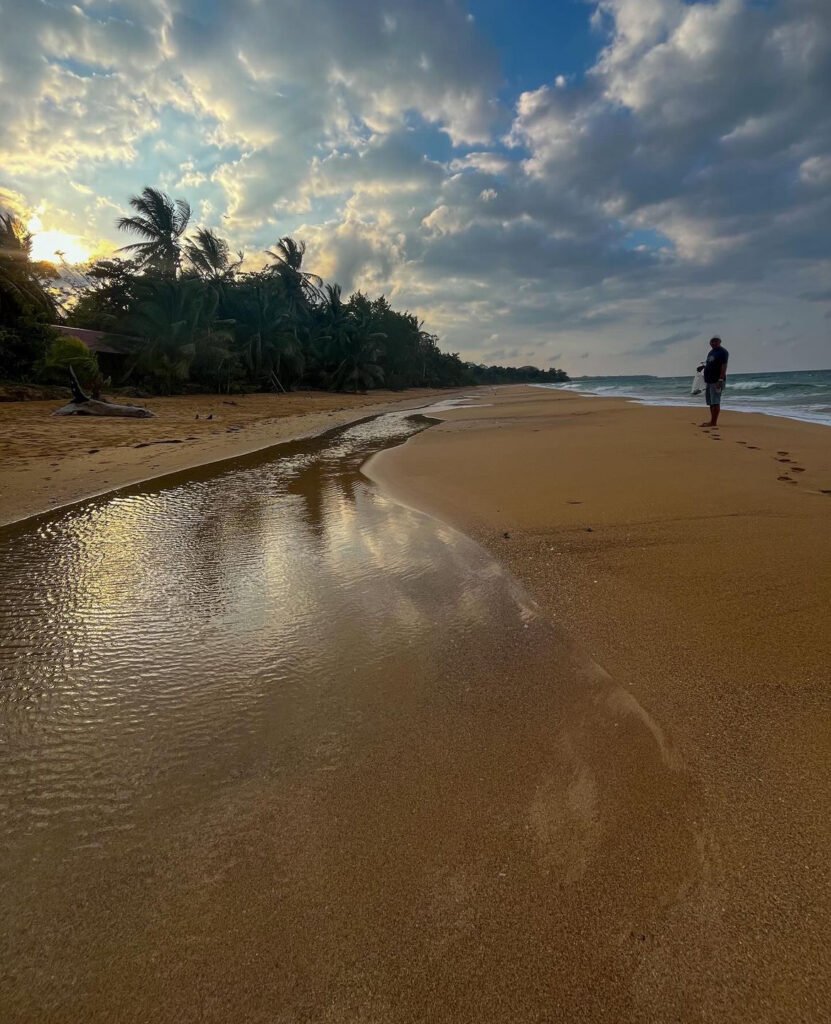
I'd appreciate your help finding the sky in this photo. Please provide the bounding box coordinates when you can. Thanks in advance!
[1,0,829,377]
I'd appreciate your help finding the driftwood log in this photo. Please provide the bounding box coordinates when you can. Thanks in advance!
[53,368,155,418]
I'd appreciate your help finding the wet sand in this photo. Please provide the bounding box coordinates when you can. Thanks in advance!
[0,388,463,526]
[368,386,831,1021]
[3,408,707,1023]
[3,387,830,1022]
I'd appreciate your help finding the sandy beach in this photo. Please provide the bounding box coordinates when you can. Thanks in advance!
[3,385,830,1022]
[369,385,831,1020]
[0,388,462,526]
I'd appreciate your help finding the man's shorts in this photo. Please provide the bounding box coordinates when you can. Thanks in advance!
[705,383,723,406]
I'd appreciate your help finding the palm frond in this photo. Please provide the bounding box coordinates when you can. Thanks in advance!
[174,199,192,236]
[116,217,161,241]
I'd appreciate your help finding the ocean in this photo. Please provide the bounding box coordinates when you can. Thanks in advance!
[539,368,831,426]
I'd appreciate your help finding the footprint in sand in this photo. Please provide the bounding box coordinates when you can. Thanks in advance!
[820,489,831,496]
[747,445,760,450]
[777,457,792,463]
[777,475,797,483]
[777,450,790,456]
[792,467,806,473]
[737,440,748,445]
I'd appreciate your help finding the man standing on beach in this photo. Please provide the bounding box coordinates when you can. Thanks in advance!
[700,337,729,427]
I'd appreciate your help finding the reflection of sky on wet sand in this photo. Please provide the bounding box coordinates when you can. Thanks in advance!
[1,409,711,1024]
[0,413,535,855]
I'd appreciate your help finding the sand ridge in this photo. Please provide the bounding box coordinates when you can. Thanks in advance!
[0,388,466,527]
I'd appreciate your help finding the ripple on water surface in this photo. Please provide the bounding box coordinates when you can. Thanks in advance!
[0,412,531,853]
[1,408,711,1024]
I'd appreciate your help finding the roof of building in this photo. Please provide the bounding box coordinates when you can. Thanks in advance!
[50,325,128,356]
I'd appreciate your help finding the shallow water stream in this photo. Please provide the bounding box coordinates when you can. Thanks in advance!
[1,413,479,852]
[0,409,702,1023]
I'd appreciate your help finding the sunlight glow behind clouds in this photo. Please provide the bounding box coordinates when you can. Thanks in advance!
[1,0,829,373]
[27,219,91,265]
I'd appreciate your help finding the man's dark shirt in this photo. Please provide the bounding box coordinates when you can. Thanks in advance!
[704,346,729,383]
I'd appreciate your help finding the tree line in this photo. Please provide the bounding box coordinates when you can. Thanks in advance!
[1,188,569,394]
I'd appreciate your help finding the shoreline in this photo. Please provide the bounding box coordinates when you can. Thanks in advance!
[541,386,831,427]
[0,387,473,528]
[3,383,830,1019]
[4,383,829,529]
[540,369,831,428]
[1,399,706,1022]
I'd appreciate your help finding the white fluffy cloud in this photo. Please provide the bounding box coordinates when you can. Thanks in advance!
[413,0,831,368]
[1,0,829,372]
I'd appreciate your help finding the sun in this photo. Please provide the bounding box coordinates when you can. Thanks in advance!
[27,216,91,265]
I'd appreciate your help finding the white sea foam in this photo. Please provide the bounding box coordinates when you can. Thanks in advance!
[536,369,831,427]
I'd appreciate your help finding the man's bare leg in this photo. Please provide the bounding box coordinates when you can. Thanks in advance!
[711,404,721,426]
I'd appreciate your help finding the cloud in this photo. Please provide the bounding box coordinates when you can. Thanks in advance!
[509,0,831,270]
[0,187,29,219]
[655,314,702,327]
[626,329,699,355]
[1,0,829,372]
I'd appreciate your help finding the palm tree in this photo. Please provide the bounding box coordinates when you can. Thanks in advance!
[184,227,243,282]
[117,276,231,392]
[224,272,304,385]
[116,187,191,277]
[319,284,385,392]
[264,237,322,313]
[340,313,386,392]
[0,213,58,325]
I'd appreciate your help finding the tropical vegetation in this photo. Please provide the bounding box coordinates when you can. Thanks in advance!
[36,334,103,395]
[1,187,569,394]
[0,212,60,379]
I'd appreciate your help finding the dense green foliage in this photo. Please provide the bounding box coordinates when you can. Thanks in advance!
[36,335,103,395]
[2,188,569,392]
[0,213,61,378]
[467,364,571,386]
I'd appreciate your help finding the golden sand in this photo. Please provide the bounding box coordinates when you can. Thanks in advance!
[3,384,829,1021]
[0,388,459,526]
[367,385,831,1020]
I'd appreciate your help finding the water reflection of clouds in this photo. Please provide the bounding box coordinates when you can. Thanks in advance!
[0,412,534,850]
